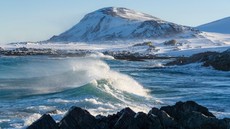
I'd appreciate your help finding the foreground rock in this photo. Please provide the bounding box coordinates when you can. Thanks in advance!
[27,101,230,129]
[27,114,58,129]
[166,48,230,71]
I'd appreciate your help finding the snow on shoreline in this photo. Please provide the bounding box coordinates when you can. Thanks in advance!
[0,32,230,57]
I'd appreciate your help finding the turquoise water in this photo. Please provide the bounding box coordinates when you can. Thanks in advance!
[0,56,230,128]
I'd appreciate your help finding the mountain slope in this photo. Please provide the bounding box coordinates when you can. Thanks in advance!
[49,7,199,42]
[197,17,230,34]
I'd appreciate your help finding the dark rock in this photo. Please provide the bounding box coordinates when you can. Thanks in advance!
[117,107,136,117]
[113,107,136,129]
[127,112,162,129]
[59,106,96,129]
[203,49,230,71]
[164,39,178,46]
[221,118,230,128]
[159,101,226,129]
[166,49,230,71]
[95,115,110,129]
[160,101,215,120]
[178,111,223,129]
[103,51,156,61]
[26,102,230,129]
[27,114,58,129]
[148,107,179,128]
[105,107,136,129]
[166,51,218,66]
[148,114,163,129]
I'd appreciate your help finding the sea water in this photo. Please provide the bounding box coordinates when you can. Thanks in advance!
[0,56,229,128]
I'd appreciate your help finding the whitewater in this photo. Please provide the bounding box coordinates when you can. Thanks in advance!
[0,54,230,129]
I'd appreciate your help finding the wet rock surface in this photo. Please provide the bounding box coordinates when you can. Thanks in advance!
[27,101,230,129]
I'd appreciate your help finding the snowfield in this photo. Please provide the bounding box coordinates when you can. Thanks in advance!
[1,32,229,57]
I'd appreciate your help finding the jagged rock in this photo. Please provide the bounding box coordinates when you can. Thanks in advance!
[127,112,162,129]
[161,101,215,120]
[59,106,96,129]
[104,107,136,129]
[27,114,58,129]
[160,101,221,129]
[113,107,136,129]
[26,101,230,129]
[148,107,179,128]
[116,107,136,117]
[179,111,223,129]
[95,115,110,129]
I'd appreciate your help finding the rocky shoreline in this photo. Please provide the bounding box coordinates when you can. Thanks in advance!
[166,48,230,71]
[1,47,230,71]
[0,47,93,57]
[27,101,230,129]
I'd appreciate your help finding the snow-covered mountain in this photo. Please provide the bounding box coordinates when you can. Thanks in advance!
[197,17,230,34]
[49,7,199,42]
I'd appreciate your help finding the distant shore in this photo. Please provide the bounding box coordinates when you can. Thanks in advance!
[1,47,229,71]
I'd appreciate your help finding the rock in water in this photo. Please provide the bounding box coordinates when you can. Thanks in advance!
[27,114,58,129]
[166,48,230,71]
[203,48,230,71]
[59,106,96,129]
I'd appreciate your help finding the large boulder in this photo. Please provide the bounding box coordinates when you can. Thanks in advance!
[27,114,58,129]
[160,101,215,120]
[59,106,96,129]
[159,101,228,129]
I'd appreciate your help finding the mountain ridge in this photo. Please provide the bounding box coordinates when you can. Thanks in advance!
[197,17,230,34]
[49,7,199,42]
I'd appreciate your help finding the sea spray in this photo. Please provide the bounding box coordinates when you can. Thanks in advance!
[0,56,154,128]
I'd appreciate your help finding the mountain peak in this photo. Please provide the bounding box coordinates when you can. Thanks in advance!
[49,7,197,42]
[89,7,161,21]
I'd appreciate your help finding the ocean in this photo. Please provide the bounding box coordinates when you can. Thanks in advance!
[0,55,230,128]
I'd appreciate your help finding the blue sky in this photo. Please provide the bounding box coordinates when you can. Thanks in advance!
[0,0,229,44]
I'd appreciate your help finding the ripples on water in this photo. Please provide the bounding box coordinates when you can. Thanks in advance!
[0,56,229,128]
